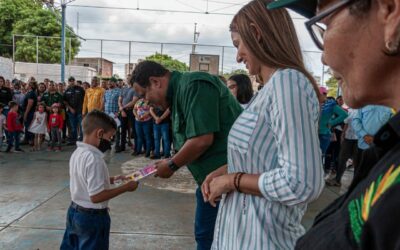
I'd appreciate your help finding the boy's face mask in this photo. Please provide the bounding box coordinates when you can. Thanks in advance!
[98,137,112,153]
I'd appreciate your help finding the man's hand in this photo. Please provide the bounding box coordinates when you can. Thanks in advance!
[201,165,228,202]
[123,181,138,192]
[155,159,175,178]
[69,107,76,114]
[364,135,374,145]
[121,110,127,118]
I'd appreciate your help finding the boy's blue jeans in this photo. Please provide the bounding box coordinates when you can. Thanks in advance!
[7,131,21,150]
[153,122,171,158]
[60,203,110,250]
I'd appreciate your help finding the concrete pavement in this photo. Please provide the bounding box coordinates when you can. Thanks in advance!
[0,145,351,249]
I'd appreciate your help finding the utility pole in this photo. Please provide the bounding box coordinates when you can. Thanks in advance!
[192,23,200,54]
[61,0,66,83]
[77,12,79,36]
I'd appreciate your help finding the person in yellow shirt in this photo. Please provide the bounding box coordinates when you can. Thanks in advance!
[82,77,105,115]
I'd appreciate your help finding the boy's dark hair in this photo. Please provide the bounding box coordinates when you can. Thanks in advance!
[8,101,18,109]
[82,110,117,135]
[37,102,46,109]
[130,60,169,87]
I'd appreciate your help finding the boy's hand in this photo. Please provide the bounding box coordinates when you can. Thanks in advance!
[124,181,138,192]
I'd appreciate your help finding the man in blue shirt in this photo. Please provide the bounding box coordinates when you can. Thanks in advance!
[351,105,392,178]
[104,77,122,150]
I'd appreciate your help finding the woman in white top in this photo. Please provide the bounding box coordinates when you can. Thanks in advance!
[29,103,47,151]
[201,0,324,249]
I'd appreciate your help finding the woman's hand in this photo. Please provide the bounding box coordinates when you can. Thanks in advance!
[201,165,228,202]
[207,173,235,207]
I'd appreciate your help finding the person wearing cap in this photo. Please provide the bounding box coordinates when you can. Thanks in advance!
[201,0,324,249]
[63,76,85,145]
[268,0,400,248]
[317,86,347,171]
[82,76,105,115]
[42,81,63,112]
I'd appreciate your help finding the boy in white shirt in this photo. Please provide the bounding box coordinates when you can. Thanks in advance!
[60,110,138,250]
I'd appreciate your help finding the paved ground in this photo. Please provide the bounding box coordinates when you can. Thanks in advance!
[0,145,353,249]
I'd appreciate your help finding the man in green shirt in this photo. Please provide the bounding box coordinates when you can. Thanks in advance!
[42,81,63,112]
[131,60,242,250]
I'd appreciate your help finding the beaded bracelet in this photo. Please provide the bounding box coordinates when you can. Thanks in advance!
[234,172,245,193]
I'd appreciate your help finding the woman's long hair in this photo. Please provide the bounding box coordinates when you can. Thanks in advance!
[230,0,321,99]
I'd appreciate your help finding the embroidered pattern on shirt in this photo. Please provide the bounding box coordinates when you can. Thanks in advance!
[348,164,400,244]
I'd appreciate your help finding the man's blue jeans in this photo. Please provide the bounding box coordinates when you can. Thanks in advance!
[60,204,110,250]
[135,120,152,156]
[67,111,83,142]
[195,187,219,250]
[153,122,171,158]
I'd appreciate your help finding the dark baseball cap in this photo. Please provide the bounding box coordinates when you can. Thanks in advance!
[267,0,318,18]
[68,76,75,81]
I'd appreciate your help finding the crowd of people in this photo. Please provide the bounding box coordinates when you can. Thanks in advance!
[0,75,171,157]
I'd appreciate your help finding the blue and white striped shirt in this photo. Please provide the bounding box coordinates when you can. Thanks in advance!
[212,69,324,250]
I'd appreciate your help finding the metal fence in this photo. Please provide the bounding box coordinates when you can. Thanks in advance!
[9,34,325,84]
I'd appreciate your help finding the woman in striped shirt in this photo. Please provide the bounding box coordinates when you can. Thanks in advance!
[201,0,324,249]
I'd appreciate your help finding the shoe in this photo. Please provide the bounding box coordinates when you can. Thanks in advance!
[67,141,76,146]
[127,141,133,147]
[47,147,53,152]
[150,155,161,160]
[55,147,61,152]
[14,148,24,153]
[5,146,11,153]
[326,179,341,187]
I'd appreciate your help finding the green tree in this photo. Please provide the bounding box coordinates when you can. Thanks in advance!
[325,76,339,97]
[145,53,189,71]
[0,0,80,63]
[223,69,248,80]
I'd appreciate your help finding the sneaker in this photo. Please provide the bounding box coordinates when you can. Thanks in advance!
[55,147,61,152]
[326,179,341,187]
[5,146,11,153]
[127,141,133,147]
[14,148,24,153]
[150,155,161,160]
[324,171,336,181]
[67,141,76,146]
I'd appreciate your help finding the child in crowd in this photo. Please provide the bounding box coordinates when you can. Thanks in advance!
[6,101,23,152]
[28,102,48,151]
[0,104,5,151]
[48,103,63,152]
[60,110,138,250]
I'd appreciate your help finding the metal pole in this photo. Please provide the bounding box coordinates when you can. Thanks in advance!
[221,46,225,75]
[160,43,163,64]
[61,2,66,83]
[100,39,103,78]
[12,35,15,75]
[36,36,39,74]
[128,41,131,77]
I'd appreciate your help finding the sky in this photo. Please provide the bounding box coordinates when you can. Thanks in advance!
[54,0,328,83]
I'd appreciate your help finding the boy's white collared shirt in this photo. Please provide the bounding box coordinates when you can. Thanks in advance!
[69,142,110,209]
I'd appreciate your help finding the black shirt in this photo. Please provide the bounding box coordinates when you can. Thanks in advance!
[153,106,170,124]
[296,112,400,250]
[23,90,37,114]
[63,85,85,113]
[0,87,12,106]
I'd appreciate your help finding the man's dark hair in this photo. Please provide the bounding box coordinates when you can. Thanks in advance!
[0,103,4,109]
[82,110,117,135]
[8,101,18,109]
[130,60,169,87]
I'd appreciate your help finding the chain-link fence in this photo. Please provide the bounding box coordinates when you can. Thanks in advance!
[9,34,325,84]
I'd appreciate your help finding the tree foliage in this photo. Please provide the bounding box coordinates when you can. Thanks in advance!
[223,69,248,80]
[145,53,189,72]
[0,0,80,63]
[325,76,339,97]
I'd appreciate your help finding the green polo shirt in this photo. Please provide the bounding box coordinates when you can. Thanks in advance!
[168,71,243,185]
[42,91,63,107]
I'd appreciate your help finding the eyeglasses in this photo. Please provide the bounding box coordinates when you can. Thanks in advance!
[305,0,352,50]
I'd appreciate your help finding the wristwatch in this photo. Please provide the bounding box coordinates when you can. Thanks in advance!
[167,159,180,172]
